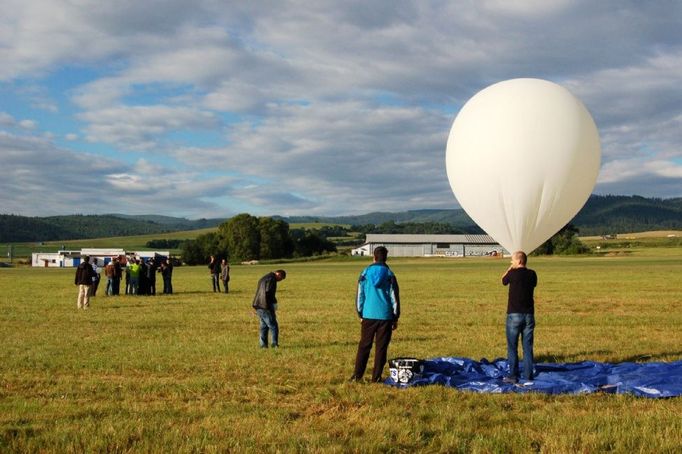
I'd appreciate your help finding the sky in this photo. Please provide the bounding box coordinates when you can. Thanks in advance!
[1,0,681,219]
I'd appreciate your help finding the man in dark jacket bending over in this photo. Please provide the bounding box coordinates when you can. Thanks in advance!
[252,269,287,348]
[350,246,400,382]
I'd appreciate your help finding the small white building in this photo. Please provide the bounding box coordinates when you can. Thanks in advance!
[31,250,81,268]
[351,234,507,257]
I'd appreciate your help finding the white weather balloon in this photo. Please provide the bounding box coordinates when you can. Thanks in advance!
[446,78,601,254]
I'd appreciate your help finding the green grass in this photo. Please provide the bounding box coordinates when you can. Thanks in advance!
[1,251,681,452]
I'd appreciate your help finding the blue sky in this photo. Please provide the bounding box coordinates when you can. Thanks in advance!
[1,0,681,218]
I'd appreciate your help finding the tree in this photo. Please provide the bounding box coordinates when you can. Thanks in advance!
[181,232,226,265]
[290,229,337,256]
[534,223,590,255]
[259,217,293,260]
[220,213,260,262]
[181,238,204,265]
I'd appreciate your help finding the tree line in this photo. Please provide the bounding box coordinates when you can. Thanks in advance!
[180,214,336,265]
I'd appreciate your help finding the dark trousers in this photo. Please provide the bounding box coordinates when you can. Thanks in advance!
[212,274,221,292]
[163,276,172,294]
[353,319,393,382]
[222,279,229,293]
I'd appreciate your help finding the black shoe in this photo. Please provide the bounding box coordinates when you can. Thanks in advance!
[502,376,518,384]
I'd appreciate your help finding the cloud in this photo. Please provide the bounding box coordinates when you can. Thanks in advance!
[0,111,38,131]
[172,100,456,215]
[78,105,219,151]
[2,1,682,216]
[596,158,682,198]
[0,131,236,217]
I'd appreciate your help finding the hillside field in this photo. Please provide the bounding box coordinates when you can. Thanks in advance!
[1,245,681,452]
[0,223,355,262]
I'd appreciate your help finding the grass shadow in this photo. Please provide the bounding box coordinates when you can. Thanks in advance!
[536,350,682,363]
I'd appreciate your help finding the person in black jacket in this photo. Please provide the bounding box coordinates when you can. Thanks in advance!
[208,255,221,292]
[501,251,538,383]
[159,258,173,294]
[75,255,96,309]
[252,270,286,348]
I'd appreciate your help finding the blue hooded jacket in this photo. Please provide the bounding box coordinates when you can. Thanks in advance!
[356,263,400,321]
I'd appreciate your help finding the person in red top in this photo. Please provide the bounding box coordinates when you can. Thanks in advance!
[501,251,538,383]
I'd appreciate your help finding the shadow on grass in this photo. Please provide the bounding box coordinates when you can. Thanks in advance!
[536,351,682,363]
[293,340,359,349]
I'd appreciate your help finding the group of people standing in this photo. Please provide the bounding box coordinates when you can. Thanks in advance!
[208,255,230,293]
[123,257,173,296]
[74,255,174,309]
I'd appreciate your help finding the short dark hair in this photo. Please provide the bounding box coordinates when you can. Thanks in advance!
[275,269,287,279]
[373,246,388,263]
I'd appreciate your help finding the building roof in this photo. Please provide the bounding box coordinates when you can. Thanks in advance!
[364,234,497,244]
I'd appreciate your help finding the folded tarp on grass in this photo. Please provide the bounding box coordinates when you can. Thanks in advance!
[385,357,682,398]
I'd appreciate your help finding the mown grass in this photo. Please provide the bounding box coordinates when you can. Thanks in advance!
[1,251,681,453]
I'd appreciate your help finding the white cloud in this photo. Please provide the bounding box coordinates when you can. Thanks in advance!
[18,119,37,130]
[0,130,237,217]
[78,105,219,151]
[171,100,455,215]
[2,1,682,216]
[0,112,15,126]
[597,158,682,197]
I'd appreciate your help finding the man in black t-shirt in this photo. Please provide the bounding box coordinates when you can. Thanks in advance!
[502,251,538,383]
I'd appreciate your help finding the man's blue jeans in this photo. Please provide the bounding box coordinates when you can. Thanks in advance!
[256,309,279,347]
[506,313,535,380]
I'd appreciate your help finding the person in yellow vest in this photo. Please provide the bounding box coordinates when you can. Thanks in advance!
[129,258,141,295]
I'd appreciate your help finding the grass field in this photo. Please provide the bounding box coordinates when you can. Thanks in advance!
[1,250,681,452]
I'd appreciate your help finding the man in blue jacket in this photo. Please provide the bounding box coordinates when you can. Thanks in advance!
[350,246,400,382]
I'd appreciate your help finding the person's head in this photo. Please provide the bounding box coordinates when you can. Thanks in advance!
[210,255,215,261]
[221,258,226,264]
[373,246,388,264]
[511,251,527,268]
[274,269,287,281]
[83,255,90,264]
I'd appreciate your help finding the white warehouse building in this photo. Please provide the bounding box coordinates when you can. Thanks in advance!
[351,234,507,258]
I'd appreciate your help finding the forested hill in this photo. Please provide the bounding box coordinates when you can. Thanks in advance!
[0,214,223,242]
[572,195,682,234]
[280,195,682,235]
[1,195,680,242]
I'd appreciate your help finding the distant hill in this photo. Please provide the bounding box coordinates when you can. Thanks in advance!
[107,214,224,230]
[1,195,680,243]
[280,195,682,235]
[0,214,224,243]
[573,195,682,235]
[278,209,481,230]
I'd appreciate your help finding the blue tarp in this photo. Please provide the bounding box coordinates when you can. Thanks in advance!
[385,357,682,398]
